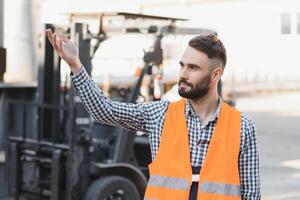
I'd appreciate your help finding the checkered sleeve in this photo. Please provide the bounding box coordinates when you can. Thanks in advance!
[239,113,261,200]
[70,66,168,133]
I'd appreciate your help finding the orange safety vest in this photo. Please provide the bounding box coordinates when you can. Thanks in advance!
[144,99,241,200]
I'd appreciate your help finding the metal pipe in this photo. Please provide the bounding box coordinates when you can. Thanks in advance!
[4,0,42,83]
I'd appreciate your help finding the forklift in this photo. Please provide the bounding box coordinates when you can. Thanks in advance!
[5,12,212,200]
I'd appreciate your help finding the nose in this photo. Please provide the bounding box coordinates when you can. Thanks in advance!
[179,66,188,80]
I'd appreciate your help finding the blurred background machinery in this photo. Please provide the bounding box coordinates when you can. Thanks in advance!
[0,2,211,198]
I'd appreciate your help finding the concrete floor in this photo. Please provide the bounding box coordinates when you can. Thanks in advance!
[237,91,300,200]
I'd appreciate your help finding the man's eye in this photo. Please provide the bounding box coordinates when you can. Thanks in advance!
[190,66,197,70]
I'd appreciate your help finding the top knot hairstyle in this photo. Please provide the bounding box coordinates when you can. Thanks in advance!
[188,34,227,68]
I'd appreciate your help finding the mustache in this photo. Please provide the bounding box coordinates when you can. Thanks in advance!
[178,79,193,87]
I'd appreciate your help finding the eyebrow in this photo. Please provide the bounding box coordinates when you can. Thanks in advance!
[179,61,201,69]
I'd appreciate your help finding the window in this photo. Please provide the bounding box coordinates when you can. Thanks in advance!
[297,13,300,34]
[281,13,291,34]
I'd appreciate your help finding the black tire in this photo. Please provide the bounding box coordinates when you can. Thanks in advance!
[84,176,141,200]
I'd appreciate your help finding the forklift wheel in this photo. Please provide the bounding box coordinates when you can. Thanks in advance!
[84,176,141,200]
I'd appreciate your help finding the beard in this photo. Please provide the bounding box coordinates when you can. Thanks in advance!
[178,73,211,99]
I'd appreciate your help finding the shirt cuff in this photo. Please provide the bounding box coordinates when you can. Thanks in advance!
[70,65,89,88]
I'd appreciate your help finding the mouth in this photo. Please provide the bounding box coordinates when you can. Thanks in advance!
[179,82,192,89]
[180,83,189,87]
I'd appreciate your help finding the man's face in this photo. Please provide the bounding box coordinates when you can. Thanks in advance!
[178,46,213,99]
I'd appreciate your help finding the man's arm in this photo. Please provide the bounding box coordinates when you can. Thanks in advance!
[71,66,168,131]
[45,29,168,132]
[239,114,261,200]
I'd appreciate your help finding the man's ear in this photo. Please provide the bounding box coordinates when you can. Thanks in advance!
[211,67,223,82]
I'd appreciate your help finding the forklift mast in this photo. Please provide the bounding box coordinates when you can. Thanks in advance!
[5,22,94,200]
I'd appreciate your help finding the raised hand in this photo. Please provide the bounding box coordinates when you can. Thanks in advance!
[45,29,82,74]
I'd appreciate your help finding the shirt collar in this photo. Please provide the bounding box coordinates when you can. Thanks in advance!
[185,96,223,123]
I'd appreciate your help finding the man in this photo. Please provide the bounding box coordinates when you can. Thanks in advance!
[46,29,261,200]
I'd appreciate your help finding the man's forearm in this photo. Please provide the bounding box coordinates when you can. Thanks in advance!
[70,66,145,131]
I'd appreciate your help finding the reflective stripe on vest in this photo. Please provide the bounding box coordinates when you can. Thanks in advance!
[200,181,241,196]
[148,175,190,190]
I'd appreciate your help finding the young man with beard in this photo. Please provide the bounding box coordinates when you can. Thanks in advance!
[46,30,261,200]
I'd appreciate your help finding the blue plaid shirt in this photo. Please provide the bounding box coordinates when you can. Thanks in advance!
[71,66,261,200]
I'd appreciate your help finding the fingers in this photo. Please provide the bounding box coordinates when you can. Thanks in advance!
[53,33,59,50]
[45,29,70,52]
[57,37,63,52]
[45,29,54,46]
[56,32,69,42]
